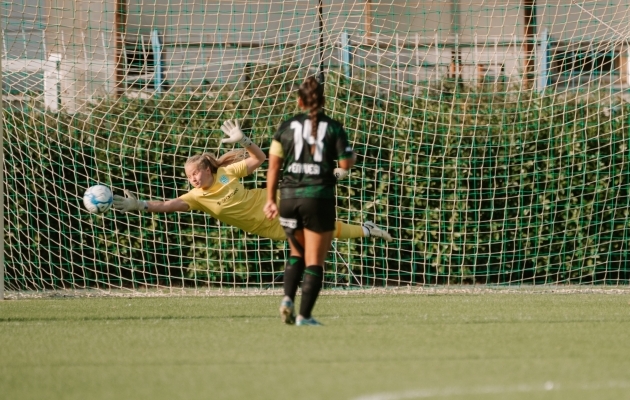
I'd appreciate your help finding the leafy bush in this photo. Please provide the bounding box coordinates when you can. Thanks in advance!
[4,74,630,289]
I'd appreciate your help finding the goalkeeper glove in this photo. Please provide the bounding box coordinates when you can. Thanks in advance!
[221,119,253,148]
[333,168,349,180]
[113,189,148,212]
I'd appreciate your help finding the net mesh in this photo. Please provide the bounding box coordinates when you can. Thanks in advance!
[3,0,630,293]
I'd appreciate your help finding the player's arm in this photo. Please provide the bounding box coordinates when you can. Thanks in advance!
[113,190,190,213]
[145,198,190,213]
[338,153,356,170]
[263,140,283,220]
[242,144,266,175]
[333,125,356,179]
[221,119,266,175]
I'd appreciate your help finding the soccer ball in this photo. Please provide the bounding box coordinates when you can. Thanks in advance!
[83,185,113,214]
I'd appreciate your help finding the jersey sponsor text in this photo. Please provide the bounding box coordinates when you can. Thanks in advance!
[287,162,320,175]
[216,188,239,206]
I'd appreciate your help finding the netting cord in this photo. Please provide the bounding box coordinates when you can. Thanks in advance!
[0,30,5,301]
[330,242,361,286]
[262,243,360,290]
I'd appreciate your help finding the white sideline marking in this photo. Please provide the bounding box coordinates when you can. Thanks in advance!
[352,381,630,400]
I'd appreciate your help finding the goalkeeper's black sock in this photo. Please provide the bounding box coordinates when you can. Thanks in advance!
[299,265,323,319]
[283,256,305,301]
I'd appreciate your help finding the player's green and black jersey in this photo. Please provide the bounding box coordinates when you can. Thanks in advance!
[273,112,354,199]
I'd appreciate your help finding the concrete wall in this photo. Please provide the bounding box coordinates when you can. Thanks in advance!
[43,0,118,111]
[541,0,630,42]
[120,0,629,90]
[2,0,118,111]
[3,0,630,102]
[1,0,46,94]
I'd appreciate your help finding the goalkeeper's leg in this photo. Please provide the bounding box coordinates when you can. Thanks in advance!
[335,221,393,242]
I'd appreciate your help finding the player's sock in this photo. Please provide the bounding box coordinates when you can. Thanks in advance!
[299,265,323,319]
[335,221,364,239]
[283,256,305,301]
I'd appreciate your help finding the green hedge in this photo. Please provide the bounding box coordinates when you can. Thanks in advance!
[4,75,630,289]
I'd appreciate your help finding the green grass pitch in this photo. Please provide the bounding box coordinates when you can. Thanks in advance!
[1,291,629,400]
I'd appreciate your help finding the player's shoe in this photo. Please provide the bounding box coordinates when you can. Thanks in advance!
[363,221,393,242]
[296,316,323,326]
[279,297,295,325]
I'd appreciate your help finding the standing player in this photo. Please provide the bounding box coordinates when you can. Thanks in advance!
[112,120,392,243]
[263,76,355,326]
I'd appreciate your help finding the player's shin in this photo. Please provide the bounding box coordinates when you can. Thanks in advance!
[283,256,305,301]
[299,265,324,319]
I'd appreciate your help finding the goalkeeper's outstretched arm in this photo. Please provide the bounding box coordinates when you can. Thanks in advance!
[113,190,190,213]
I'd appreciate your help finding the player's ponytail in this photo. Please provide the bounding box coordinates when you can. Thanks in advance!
[217,149,248,167]
[185,149,248,174]
[298,76,325,154]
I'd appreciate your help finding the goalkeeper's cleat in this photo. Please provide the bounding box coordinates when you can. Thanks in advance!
[296,316,323,326]
[363,221,393,242]
[279,297,296,325]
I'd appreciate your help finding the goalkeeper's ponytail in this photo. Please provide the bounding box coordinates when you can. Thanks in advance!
[218,149,248,166]
[185,149,248,173]
[298,76,325,155]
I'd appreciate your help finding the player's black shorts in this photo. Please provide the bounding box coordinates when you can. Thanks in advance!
[279,197,336,233]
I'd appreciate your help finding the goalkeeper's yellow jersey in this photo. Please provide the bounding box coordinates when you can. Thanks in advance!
[179,160,286,240]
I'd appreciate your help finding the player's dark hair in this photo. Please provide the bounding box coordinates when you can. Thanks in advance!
[298,76,325,155]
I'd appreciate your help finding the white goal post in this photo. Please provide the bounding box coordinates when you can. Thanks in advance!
[2,0,630,296]
[0,34,4,300]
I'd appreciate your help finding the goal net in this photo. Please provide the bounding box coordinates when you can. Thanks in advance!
[2,0,630,295]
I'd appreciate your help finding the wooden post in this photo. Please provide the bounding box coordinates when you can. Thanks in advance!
[415,32,420,86]
[375,33,380,97]
[450,0,461,81]
[477,64,487,89]
[365,0,373,45]
[317,0,324,83]
[435,33,440,81]
[395,33,401,92]
[618,45,629,84]
[473,33,478,86]
[494,36,499,88]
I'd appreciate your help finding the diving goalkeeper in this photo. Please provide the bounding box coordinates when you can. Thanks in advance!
[112,120,392,242]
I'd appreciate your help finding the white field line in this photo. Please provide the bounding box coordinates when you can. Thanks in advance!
[352,381,630,400]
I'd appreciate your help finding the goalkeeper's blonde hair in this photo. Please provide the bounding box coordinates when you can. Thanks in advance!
[185,149,248,173]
